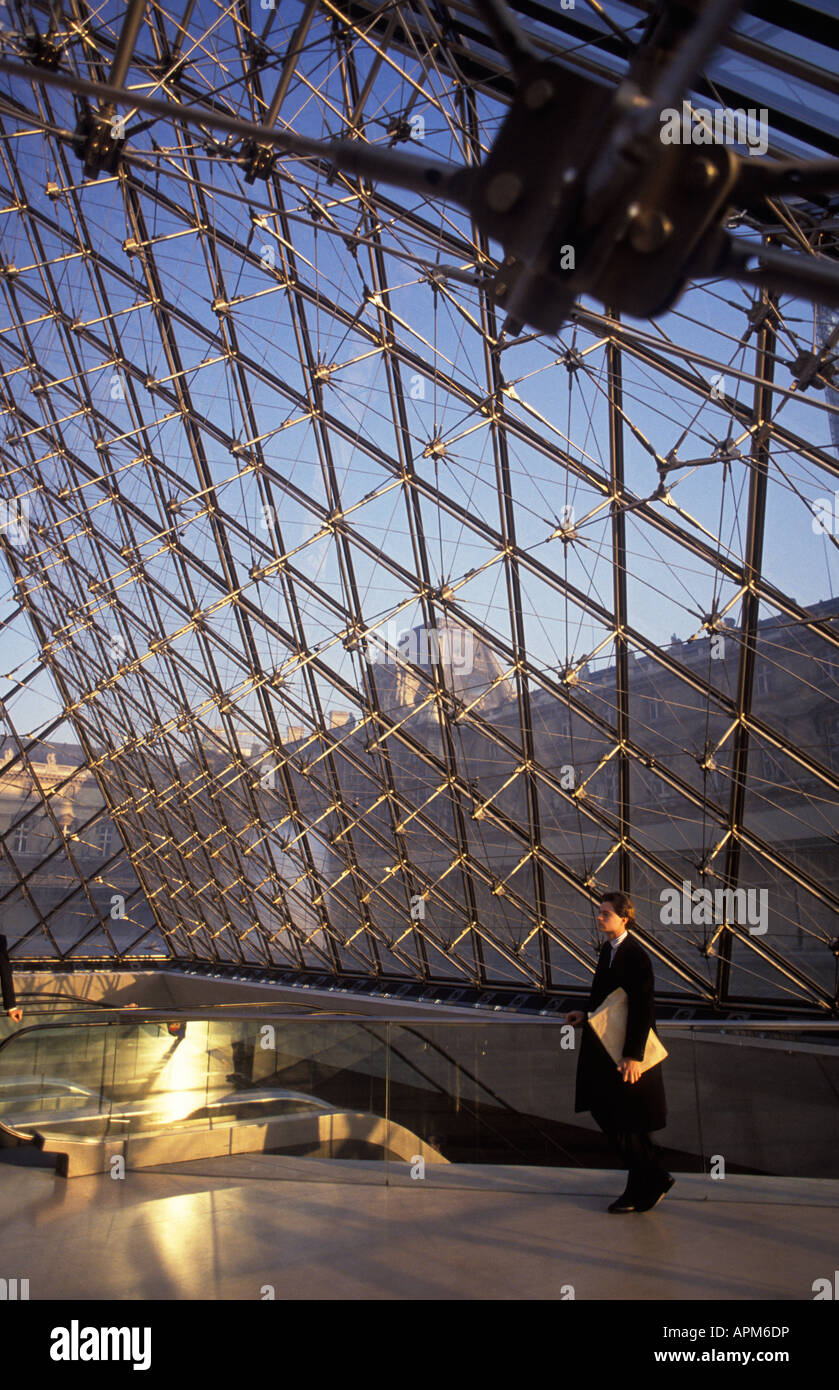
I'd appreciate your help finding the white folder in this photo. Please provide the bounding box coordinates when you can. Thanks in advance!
[587,986,668,1072]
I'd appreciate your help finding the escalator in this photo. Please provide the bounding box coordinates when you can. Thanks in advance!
[0,1006,451,1176]
[0,1003,579,1177]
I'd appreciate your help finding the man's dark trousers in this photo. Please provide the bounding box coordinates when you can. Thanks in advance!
[590,1106,670,1203]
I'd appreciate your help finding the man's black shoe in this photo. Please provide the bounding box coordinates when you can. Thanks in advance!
[607,1193,637,1213]
[634,1174,675,1212]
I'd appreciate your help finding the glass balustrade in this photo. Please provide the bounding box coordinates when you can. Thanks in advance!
[0,1012,836,1185]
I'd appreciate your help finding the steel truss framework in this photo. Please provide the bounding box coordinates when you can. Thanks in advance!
[0,0,837,1012]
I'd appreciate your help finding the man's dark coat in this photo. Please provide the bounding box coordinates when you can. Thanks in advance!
[575,934,666,1133]
[0,934,16,1011]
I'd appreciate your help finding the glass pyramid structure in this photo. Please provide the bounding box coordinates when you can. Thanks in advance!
[0,0,837,1013]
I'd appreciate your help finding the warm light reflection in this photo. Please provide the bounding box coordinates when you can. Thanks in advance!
[150,1024,212,1127]
[120,1188,223,1298]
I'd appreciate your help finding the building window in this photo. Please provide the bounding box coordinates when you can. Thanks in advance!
[647,697,662,723]
[647,774,669,806]
[755,667,771,697]
[11,821,29,855]
[11,819,53,855]
[93,822,114,857]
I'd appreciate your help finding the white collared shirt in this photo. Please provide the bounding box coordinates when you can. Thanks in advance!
[609,930,628,960]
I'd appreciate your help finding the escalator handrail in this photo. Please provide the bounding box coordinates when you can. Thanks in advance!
[4,1004,836,1029]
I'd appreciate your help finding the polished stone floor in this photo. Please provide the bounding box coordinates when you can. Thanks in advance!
[1,1155,836,1301]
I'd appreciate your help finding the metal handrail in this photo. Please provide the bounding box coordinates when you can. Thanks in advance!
[3,1008,839,1032]
[17,992,114,1006]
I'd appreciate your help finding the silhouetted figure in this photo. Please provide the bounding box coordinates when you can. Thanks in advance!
[0,934,22,1023]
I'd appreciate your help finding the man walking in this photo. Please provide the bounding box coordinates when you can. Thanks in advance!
[566,892,673,1213]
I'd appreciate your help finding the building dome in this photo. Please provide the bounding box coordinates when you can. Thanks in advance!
[392,621,512,712]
